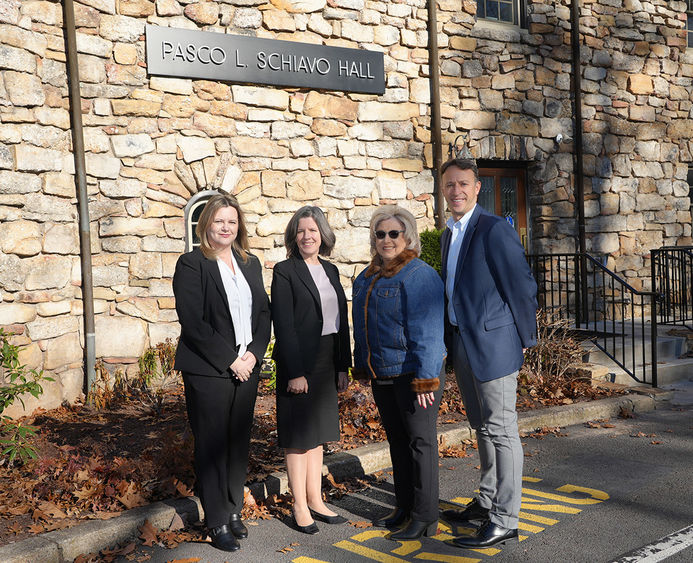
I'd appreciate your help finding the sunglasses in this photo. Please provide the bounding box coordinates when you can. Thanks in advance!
[375,230,405,240]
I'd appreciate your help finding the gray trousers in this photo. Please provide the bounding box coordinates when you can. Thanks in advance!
[453,332,523,529]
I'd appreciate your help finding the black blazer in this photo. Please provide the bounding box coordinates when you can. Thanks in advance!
[173,247,271,377]
[271,255,351,382]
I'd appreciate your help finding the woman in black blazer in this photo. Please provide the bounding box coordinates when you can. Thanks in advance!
[271,206,351,534]
[173,194,270,552]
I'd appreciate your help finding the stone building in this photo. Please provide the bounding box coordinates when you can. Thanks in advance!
[1,0,692,413]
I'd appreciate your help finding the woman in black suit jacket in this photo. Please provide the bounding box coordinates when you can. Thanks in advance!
[173,194,270,552]
[272,206,351,534]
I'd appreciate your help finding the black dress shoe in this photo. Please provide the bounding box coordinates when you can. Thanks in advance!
[309,508,347,524]
[389,519,438,540]
[229,513,248,539]
[442,498,490,523]
[209,524,240,552]
[373,507,410,528]
[293,516,319,535]
[449,520,518,548]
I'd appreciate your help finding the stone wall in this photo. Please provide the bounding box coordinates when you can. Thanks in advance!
[0,0,691,413]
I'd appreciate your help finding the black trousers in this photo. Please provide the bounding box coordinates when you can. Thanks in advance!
[371,369,445,522]
[182,371,259,529]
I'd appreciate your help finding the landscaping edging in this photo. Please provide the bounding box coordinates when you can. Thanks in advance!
[0,389,671,563]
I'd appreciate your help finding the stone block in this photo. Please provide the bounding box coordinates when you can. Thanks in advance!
[287,170,322,200]
[0,44,36,73]
[0,220,41,256]
[256,213,294,236]
[324,175,373,199]
[271,121,311,139]
[193,113,236,137]
[95,315,147,358]
[184,2,219,24]
[177,136,216,164]
[111,134,155,158]
[99,14,144,42]
[100,217,165,237]
[628,73,653,95]
[24,255,72,291]
[261,170,287,197]
[341,20,374,42]
[26,313,79,341]
[85,153,121,179]
[14,144,62,172]
[311,119,347,136]
[45,332,83,370]
[0,171,41,194]
[358,102,418,122]
[304,92,358,120]
[0,303,36,325]
[231,137,289,158]
[232,85,289,109]
[375,171,406,199]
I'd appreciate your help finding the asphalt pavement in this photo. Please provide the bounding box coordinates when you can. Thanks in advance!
[1,381,691,563]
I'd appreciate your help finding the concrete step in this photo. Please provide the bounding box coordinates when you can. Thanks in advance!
[592,356,693,387]
[583,335,685,365]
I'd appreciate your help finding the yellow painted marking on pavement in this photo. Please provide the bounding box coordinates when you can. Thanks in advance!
[413,552,481,562]
[448,497,473,506]
[518,521,544,534]
[518,511,559,525]
[521,498,581,514]
[351,530,390,542]
[522,476,543,482]
[392,541,422,555]
[519,534,529,542]
[334,540,409,562]
[293,558,330,563]
[556,484,609,501]
[469,547,501,556]
[523,487,601,505]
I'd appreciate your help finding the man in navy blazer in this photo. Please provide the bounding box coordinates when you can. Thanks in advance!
[440,158,537,549]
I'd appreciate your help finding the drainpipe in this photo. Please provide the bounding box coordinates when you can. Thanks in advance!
[570,0,588,325]
[427,0,445,229]
[62,0,96,399]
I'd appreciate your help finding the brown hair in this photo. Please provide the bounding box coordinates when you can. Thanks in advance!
[195,193,250,262]
[284,206,336,258]
[440,157,479,183]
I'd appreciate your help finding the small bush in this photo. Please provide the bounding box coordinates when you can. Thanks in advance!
[419,228,444,275]
[0,328,53,465]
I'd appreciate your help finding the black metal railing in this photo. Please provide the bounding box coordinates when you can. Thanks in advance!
[528,253,658,386]
[651,246,693,329]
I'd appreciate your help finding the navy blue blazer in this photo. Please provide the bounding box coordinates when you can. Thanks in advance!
[173,247,271,377]
[442,205,537,381]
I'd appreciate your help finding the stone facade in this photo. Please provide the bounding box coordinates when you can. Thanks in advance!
[0,0,691,413]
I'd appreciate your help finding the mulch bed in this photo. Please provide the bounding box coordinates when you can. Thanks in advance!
[0,373,624,549]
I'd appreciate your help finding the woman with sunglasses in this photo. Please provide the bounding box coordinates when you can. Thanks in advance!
[352,205,446,540]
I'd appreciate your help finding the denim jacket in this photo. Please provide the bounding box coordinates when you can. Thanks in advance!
[352,250,446,392]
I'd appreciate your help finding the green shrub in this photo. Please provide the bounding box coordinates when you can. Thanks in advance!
[419,228,444,275]
[0,328,53,465]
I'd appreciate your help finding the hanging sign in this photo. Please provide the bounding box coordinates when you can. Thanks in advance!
[145,25,385,95]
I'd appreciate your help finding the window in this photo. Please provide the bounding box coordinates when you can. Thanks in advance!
[184,190,218,252]
[688,1,693,49]
[478,0,527,27]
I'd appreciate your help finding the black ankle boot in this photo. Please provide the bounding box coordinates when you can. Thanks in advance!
[373,507,409,528]
[389,519,438,540]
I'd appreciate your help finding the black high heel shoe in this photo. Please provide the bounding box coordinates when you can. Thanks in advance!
[373,507,410,528]
[309,508,347,524]
[292,515,319,535]
[389,519,438,540]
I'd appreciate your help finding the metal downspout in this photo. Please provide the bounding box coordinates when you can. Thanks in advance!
[427,0,445,229]
[571,0,588,324]
[62,0,96,398]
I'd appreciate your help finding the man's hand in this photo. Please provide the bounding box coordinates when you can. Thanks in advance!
[230,351,256,382]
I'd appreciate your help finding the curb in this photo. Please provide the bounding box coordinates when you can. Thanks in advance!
[0,390,671,562]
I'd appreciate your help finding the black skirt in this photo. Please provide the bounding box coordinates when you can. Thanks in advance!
[276,334,340,450]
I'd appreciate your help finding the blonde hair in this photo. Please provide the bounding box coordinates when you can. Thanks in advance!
[369,205,421,257]
[195,194,249,262]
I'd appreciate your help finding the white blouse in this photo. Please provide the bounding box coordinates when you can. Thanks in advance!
[217,254,253,356]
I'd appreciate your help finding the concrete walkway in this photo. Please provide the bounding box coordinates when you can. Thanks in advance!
[0,385,677,563]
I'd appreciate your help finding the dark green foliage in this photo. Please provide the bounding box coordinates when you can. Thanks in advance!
[0,328,52,465]
[419,228,444,275]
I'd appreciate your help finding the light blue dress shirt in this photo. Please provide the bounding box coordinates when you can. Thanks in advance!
[445,204,476,326]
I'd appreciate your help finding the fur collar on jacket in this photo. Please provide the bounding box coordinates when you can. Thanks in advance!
[365,249,418,278]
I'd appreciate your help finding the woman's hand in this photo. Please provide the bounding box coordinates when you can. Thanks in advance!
[416,391,435,409]
[230,352,256,382]
[337,371,349,392]
[287,376,308,394]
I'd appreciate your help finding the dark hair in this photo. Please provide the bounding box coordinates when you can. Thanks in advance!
[284,206,336,258]
[195,193,250,262]
[441,158,479,183]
